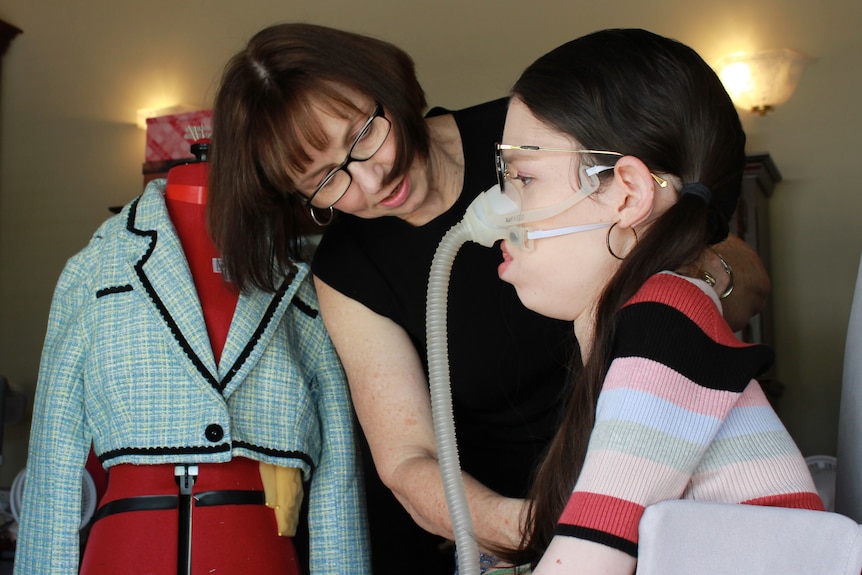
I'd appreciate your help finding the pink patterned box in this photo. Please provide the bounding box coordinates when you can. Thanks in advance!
[145,109,212,162]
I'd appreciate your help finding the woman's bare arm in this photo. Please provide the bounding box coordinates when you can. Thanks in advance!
[532,536,636,575]
[314,276,525,552]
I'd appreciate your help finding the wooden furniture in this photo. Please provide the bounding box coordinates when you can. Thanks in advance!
[0,20,21,59]
[0,19,22,197]
[733,153,782,405]
[0,19,22,121]
[0,21,20,564]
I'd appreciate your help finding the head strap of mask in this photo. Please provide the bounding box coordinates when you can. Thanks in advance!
[503,163,613,227]
[505,163,614,250]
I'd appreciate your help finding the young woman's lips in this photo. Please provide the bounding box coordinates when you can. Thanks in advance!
[378,175,410,208]
[498,242,513,277]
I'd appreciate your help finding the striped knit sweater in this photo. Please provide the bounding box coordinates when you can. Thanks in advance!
[555,272,824,557]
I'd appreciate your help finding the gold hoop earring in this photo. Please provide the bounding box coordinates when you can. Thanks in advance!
[308,205,334,227]
[606,222,638,260]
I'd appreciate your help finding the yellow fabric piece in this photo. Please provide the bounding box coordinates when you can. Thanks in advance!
[259,462,304,537]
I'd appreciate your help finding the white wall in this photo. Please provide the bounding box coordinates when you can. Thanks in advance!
[1,0,859,486]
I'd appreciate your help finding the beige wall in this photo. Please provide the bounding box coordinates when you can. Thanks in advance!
[0,0,859,486]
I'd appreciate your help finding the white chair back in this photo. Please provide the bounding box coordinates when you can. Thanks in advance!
[836,251,862,522]
[637,500,862,575]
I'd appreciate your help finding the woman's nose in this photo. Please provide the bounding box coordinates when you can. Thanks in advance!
[346,160,385,195]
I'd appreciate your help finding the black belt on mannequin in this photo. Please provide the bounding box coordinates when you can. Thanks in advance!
[90,489,266,522]
[89,464,266,575]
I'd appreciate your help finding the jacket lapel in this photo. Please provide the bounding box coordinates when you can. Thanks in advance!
[218,265,298,397]
[126,182,301,397]
[128,185,220,387]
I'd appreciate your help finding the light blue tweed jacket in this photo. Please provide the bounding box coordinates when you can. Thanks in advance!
[14,182,369,575]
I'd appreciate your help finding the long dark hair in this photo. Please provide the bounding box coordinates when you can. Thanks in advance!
[504,28,746,564]
[208,23,428,292]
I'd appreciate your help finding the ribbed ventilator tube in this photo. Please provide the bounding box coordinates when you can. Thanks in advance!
[425,185,517,575]
[426,218,479,575]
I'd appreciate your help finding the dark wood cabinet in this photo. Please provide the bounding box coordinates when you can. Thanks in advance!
[0,20,22,59]
[0,20,22,124]
[0,17,22,570]
[733,153,782,404]
[1,19,23,168]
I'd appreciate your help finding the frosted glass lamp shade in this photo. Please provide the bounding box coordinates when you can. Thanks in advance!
[717,49,812,115]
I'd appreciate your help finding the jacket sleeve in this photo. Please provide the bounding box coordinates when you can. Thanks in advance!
[13,240,100,575]
[304,304,371,574]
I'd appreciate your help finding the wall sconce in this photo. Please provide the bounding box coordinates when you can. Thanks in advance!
[716,49,812,115]
[136,104,199,130]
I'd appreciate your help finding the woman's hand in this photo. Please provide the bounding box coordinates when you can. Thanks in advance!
[683,235,771,332]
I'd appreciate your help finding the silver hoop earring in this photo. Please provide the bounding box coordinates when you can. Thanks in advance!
[606,222,638,260]
[308,205,334,227]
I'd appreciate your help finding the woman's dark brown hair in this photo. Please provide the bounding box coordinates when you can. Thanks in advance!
[501,28,746,565]
[208,23,428,292]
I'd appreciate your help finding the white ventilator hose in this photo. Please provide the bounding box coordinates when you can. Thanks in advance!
[425,187,517,575]
[426,219,479,575]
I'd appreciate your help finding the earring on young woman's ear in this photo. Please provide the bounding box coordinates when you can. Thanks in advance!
[606,222,638,260]
[308,205,334,227]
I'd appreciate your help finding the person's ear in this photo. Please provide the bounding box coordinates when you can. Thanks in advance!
[609,156,656,228]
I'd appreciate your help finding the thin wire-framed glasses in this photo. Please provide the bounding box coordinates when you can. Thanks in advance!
[495,144,668,210]
[304,103,391,209]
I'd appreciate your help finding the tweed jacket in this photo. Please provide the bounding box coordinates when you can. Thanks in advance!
[14,182,369,575]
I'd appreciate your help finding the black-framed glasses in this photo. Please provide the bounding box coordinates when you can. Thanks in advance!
[304,103,391,209]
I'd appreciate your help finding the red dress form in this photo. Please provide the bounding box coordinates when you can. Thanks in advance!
[80,156,300,575]
[161,159,237,365]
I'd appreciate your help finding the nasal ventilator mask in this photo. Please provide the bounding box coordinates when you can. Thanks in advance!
[425,162,612,575]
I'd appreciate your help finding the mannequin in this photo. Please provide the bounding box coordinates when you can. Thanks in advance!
[79,139,302,574]
[14,137,368,575]
[162,140,237,363]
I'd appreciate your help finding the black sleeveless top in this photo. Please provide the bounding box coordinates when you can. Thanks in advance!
[312,98,573,572]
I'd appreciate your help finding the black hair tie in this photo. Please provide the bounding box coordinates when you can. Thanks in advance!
[681,182,712,204]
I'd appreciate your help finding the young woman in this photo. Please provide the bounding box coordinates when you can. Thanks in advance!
[207,23,772,574]
[491,29,823,574]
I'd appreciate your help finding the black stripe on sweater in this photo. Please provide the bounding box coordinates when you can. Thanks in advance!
[613,301,773,393]
[554,524,639,558]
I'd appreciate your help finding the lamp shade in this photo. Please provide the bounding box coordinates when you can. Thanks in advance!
[717,48,812,115]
